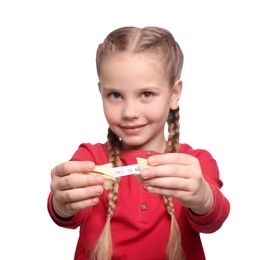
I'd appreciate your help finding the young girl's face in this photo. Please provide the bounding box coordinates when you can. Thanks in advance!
[98,53,181,152]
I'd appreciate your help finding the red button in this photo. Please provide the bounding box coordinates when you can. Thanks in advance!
[141,204,147,210]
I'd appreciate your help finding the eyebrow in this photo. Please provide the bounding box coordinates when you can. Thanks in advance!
[100,83,162,94]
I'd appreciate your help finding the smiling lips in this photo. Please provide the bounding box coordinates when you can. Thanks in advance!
[121,124,146,134]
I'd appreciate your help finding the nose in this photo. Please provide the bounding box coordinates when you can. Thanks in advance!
[122,100,140,119]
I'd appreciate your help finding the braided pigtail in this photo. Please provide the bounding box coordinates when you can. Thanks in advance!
[90,128,121,260]
[163,196,183,260]
[106,128,122,167]
[166,107,180,154]
[163,107,184,260]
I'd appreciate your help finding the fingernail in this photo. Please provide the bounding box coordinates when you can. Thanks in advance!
[92,198,99,205]
[147,186,154,192]
[95,175,105,183]
[86,161,95,170]
[141,169,149,179]
[148,156,156,165]
[95,185,103,194]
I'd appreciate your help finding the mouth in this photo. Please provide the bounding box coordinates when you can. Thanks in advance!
[122,124,144,129]
[121,124,146,134]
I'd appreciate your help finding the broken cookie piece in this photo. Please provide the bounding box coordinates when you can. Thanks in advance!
[91,163,117,190]
[135,157,151,184]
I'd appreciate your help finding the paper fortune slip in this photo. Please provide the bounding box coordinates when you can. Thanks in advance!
[112,164,141,178]
[92,157,149,179]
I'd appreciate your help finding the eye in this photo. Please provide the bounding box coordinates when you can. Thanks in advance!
[109,92,122,100]
[142,92,153,98]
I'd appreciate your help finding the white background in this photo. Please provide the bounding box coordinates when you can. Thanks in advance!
[0,1,269,259]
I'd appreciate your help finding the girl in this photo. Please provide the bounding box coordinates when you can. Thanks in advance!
[48,26,230,260]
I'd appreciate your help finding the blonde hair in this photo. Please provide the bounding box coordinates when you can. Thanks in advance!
[91,26,184,260]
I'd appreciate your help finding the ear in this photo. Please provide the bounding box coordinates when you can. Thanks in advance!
[170,80,182,110]
[98,82,101,93]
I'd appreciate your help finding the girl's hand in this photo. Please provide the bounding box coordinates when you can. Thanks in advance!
[50,161,105,218]
[140,153,214,215]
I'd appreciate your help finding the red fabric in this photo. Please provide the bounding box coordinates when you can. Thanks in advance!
[47,143,230,260]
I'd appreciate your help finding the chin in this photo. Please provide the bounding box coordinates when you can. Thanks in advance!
[121,141,146,150]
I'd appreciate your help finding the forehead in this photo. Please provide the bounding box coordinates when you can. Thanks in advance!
[99,52,165,82]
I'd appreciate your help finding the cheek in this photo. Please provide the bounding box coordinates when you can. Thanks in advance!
[146,103,169,122]
[103,107,112,121]
[103,104,118,123]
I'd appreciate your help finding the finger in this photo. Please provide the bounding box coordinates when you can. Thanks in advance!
[52,172,106,191]
[148,153,195,166]
[141,164,189,180]
[146,185,190,200]
[66,197,100,213]
[55,184,104,204]
[51,161,96,178]
[144,177,190,191]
